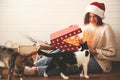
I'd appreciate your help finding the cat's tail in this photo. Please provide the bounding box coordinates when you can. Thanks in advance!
[37,49,55,57]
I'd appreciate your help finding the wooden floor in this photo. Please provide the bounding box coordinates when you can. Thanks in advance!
[2,61,120,80]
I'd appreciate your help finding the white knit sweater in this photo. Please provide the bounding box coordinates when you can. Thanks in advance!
[82,23,116,72]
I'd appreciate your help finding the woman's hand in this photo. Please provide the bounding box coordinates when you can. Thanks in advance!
[89,47,97,54]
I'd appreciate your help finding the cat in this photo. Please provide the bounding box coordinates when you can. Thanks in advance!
[37,41,90,79]
[0,45,34,80]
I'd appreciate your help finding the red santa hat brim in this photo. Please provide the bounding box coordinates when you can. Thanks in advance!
[85,2,105,19]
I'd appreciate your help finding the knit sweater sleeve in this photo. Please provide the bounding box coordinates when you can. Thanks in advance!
[96,25,116,60]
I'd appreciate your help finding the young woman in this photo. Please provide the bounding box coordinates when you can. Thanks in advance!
[82,2,116,73]
[24,2,116,76]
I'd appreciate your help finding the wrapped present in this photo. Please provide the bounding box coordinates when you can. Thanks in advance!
[50,25,82,52]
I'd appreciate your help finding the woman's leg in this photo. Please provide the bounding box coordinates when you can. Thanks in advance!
[62,55,103,74]
[37,66,60,76]
[88,55,103,73]
[37,66,47,76]
[35,49,62,66]
[36,49,62,76]
[24,49,61,76]
[34,56,52,66]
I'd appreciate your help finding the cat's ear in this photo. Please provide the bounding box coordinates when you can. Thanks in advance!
[84,41,88,47]
[85,41,87,44]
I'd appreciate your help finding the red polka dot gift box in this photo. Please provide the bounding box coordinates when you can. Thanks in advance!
[50,25,82,52]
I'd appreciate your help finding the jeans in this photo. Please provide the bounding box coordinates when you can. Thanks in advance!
[88,55,103,73]
[35,49,61,76]
[35,50,103,76]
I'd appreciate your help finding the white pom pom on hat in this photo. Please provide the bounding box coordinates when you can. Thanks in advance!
[85,2,105,19]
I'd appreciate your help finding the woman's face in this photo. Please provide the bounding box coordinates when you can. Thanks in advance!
[89,13,98,26]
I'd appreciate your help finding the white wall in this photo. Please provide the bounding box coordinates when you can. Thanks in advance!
[0,0,120,61]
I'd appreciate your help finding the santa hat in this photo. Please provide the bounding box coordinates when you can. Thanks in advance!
[85,2,105,19]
